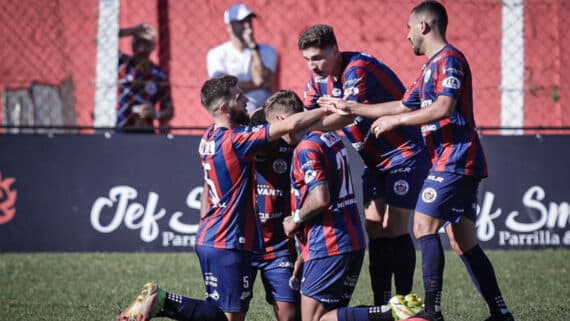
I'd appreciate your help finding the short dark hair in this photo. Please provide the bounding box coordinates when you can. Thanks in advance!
[298,24,337,50]
[264,90,304,117]
[248,108,267,126]
[200,75,238,113]
[412,1,448,36]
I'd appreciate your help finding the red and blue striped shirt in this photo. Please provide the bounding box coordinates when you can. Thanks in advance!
[303,51,426,172]
[196,124,270,252]
[291,131,366,261]
[401,45,488,177]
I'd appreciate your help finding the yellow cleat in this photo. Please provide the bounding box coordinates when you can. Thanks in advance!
[116,282,165,321]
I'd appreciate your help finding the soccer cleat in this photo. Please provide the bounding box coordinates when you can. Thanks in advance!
[388,295,416,320]
[406,310,444,321]
[484,312,514,321]
[116,282,166,321]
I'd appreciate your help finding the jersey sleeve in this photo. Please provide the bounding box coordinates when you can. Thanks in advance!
[435,55,465,99]
[401,84,421,110]
[302,78,321,110]
[231,124,270,159]
[342,66,372,103]
[296,142,328,192]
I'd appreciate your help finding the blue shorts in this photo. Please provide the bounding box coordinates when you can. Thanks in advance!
[195,245,253,313]
[415,172,482,223]
[301,250,365,310]
[362,162,428,209]
[252,255,299,304]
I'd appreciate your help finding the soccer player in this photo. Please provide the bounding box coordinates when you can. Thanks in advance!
[264,90,367,321]
[196,76,327,321]
[298,24,429,305]
[249,108,299,321]
[319,2,515,321]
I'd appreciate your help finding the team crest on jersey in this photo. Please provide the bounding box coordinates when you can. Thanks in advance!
[304,170,317,183]
[144,82,158,95]
[442,76,461,89]
[273,159,288,174]
[421,187,437,203]
[332,88,342,97]
[423,68,432,83]
[393,179,410,196]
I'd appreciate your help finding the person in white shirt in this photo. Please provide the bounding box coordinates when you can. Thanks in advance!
[206,3,278,113]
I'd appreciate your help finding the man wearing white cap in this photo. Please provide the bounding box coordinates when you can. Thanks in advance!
[206,3,278,113]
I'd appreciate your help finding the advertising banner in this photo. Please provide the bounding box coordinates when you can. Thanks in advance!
[0,134,568,251]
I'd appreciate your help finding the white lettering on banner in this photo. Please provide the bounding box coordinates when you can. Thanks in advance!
[476,186,570,247]
[90,185,202,247]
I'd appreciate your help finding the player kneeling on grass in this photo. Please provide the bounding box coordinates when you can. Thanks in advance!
[116,282,227,321]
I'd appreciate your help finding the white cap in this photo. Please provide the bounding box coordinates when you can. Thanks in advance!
[224,3,256,23]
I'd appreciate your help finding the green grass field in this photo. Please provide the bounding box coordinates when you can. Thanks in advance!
[1,250,569,321]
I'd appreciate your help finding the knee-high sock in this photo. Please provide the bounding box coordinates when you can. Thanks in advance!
[391,233,416,295]
[158,292,228,321]
[418,234,444,312]
[369,237,393,305]
[460,244,510,316]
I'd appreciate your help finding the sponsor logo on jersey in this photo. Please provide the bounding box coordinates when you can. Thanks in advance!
[393,179,410,196]
[320,132,341,147]
[442,76,461,89]
[421,187,437,203]
[343,77,363,88]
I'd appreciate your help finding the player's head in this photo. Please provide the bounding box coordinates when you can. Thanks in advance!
[224,3,257,42]
[200,75,250,125]
[408,1,448,55]
[264,90,304,144]
[132,23,157,60]
[298,24,341,79]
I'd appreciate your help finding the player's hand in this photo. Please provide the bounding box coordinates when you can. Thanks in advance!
[283,216,299,237]
[317,97,353,116]
[371,115,400,137]
[135,23,156,41]
[242,27,256,49]
[288,276,300,290]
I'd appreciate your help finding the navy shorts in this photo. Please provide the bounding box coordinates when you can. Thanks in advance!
[301,250,365,310]
[195,245,253,313]
[415,171,482,223]
[252,255,299,304]
[362,161,428,209]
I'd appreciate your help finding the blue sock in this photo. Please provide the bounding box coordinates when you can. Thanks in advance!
[369,237,393,305]
[461,245,510,316]
[391,233,416,295]
[158,292,227,321]
[418,234,444,312]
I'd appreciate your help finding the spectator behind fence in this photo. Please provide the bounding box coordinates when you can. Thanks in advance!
[117,23,174,133]
[206,3,278,113]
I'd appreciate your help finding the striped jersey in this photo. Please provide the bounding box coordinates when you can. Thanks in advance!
[196,124,269,252]
[253,140,296,261]
[303,51,426,172]
[401,44,488,177]
[117,53,172,128]
[290,131,366,261]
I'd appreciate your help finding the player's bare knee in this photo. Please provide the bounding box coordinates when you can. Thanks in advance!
[319,310,338,321]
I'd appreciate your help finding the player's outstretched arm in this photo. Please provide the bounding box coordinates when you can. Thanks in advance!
[318,96,408,119]
[268,107,327,141]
